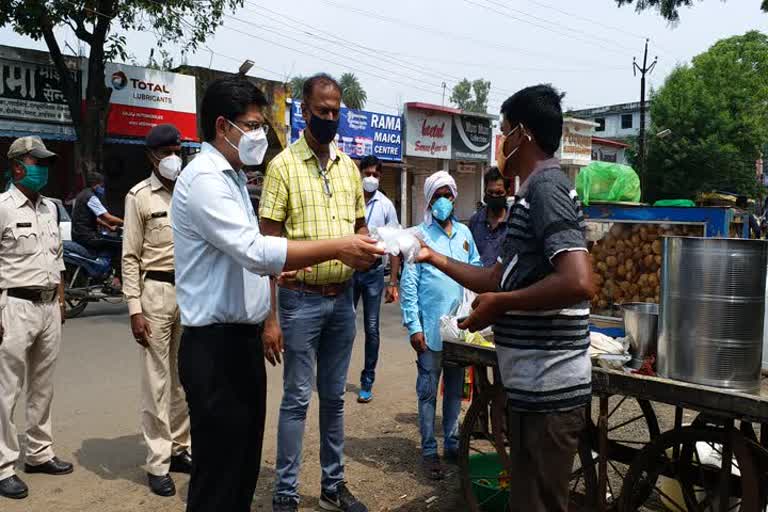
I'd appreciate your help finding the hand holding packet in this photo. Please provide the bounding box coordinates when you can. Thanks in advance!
[369,225,424,264]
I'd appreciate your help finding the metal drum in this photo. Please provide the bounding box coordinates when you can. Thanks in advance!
[658,237,768,393]
[622,303,659,369]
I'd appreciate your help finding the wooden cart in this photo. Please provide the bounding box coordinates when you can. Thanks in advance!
[443,339,768,512]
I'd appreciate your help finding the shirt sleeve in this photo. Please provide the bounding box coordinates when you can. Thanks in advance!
[188,172,287,276]
[529,178,587,262]
[386,200,399,226]
[122,192,144,316]
[259,158,289,223]
[354,171,365,220]
[87,195,108,217]
[399,261,423,336]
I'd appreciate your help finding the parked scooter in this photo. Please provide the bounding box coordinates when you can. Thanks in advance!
[62,231,123,318]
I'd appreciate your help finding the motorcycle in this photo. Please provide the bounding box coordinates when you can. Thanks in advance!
[62,232,123,318]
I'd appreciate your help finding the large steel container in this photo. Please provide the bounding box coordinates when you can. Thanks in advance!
[658,237,768,393]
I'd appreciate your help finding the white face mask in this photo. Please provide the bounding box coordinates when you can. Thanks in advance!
[362,176,379,193]
[226,120,268,166]
[156,154,182,181]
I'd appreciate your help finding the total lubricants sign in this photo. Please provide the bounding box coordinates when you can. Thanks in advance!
[100,63,197,140]
[290,102,402,161]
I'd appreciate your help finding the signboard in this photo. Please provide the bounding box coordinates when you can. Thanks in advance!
[452,115,492,161]
[101,63,197,140]
[0,58,79,124]
[290,103,402,161]
[405,108,452,159]
[557,120,594,166]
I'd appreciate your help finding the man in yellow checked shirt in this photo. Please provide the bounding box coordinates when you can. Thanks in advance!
[260,73,370,512]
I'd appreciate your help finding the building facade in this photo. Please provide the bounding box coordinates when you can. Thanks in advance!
[567,101,650,140]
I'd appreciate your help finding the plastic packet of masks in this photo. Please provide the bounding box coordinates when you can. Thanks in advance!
[370,225,424,265]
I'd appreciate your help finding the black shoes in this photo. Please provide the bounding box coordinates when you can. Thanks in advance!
[319,482,368,512]
[148,473,176,497]
[0,475,28,499]
[170,451,192,474]
[24,456,74,475]
[273,496,299,512]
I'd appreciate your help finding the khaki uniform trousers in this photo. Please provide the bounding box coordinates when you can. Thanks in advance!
[140,278,190,476]
[0,296,62,480]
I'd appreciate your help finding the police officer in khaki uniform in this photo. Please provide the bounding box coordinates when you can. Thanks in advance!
[122,124,192,498]
[0,136,72,500]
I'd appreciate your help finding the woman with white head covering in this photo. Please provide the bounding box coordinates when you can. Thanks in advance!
[399,170,481,480]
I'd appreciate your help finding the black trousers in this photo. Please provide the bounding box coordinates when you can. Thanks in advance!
[179,324,266,512]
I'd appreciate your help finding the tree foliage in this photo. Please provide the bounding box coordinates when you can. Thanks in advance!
[288,76,306,100]
[615,0,767,21]
[0,0,243,178]
[450,78,491,113]
[644,31,768,201]
[339,72,367,110]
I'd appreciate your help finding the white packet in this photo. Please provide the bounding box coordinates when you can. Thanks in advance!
[370,225,424,264]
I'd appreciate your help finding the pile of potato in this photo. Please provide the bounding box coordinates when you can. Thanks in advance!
[589,222,703,314]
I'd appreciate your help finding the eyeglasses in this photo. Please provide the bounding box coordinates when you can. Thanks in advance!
[320,171,333,198]
[237,121,270,134]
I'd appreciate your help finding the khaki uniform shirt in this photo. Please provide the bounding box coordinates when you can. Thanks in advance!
[0,185,65,292]
[259,136,365,285]
[122,173,174,316]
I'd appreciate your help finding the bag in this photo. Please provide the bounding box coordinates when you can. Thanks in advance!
[576,162,641,206]
[369,225,424,264]
[653,199,695,207]
[438,288,493,343]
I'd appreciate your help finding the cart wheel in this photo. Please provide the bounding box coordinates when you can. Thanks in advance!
[738,435,768,509]
[578,396,660,508]
[618,426,760,512]
[692,412,759,442]
[458,387,510,512]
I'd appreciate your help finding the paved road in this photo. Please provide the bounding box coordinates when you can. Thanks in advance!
[4,301,464,512]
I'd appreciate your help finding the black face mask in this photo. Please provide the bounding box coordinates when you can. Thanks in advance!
[308,113,339,145]
[485,194,507,211]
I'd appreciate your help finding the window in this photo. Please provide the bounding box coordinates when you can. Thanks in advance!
[595,117,606,132]
[621,114,633,129]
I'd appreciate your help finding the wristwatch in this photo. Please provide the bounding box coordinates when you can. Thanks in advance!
[387,281,399,287]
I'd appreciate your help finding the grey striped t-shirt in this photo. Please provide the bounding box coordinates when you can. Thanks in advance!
[494,163,592,412]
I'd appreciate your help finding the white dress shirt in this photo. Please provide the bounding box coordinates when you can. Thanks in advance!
[365,190,398,229]
[171,142,288,327]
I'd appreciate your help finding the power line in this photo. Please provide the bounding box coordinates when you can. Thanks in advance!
[314,0,617,69]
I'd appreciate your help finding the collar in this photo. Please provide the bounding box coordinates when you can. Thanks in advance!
[149,172,165,192]
[482,205,511,224]
[517,157,561,196]
[9,183,39,209]
[200,142,236,172]
[366,190,382,205]
[293,135,338,164]
[425,218,457,239]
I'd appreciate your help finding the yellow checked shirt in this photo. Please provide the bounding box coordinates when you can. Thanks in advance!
[260,136,365,285]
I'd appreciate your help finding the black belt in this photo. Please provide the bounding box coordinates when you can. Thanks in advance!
[7,287,58,303]
[145,270,175,285]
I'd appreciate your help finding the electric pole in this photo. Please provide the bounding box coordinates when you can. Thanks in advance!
[634,38,657,198]
[441,82,447,106]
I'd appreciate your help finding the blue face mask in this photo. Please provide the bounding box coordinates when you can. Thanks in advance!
[431,196,454,222]
[15,163,49,192]
[95,185,105,198]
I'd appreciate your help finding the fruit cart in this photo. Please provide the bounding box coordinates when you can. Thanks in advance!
[444,338,768,512]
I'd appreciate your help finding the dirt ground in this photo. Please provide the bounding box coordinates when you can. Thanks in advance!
[3,302,464,512]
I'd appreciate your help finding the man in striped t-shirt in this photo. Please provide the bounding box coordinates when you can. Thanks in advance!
[415,84,596,512]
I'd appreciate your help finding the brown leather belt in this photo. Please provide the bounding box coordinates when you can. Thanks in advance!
[145,270,175,285]
[279,279,351,297]
[7,287,59,303]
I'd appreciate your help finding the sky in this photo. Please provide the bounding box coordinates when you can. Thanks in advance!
[0,0,765,116]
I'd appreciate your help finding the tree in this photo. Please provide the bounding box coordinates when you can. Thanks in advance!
[288,75,306,100]
[450,78,491,113]
[339,72,367,110]
[0,0,243,181]
[615,0,767,21]
[644,31,768,201]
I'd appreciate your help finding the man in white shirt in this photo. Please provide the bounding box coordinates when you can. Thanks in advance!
[171,77,383,512]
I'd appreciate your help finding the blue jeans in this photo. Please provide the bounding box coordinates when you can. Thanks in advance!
[353,266,385,391]
[416,349,464,459]
[274,286,356,501]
